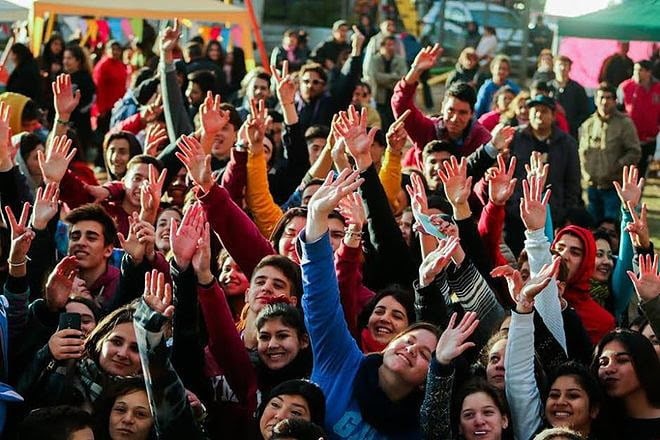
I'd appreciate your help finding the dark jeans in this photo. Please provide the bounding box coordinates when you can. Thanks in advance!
[587,187,620,224]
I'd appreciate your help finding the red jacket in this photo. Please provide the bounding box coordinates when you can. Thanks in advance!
[335,242,375,340]
[553,226,615,344]
[619,79,660,142]
[93,56,128,115]
[391,79,492,169]
[478,201,508,268]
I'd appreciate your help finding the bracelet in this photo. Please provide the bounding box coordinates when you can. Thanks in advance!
[281,101,295,106]
[7,257,30,267]
[56,118,70,125]
[344,229,363,239]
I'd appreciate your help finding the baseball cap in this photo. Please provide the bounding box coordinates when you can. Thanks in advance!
[526,95,556,110]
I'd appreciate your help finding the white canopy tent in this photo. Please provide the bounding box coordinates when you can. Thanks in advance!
[0,0,29,22]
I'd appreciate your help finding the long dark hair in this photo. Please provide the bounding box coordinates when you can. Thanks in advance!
[102,131,143,180]
[64,44,92,74]
[453,378,512,440]
[41,33,65,66]
[93,378,156,440]
[357,286,416,333]
[10,43,35,66]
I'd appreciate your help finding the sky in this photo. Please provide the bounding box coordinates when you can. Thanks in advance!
[544,0,622,17]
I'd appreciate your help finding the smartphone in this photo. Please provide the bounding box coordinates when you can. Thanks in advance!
[58,312,81,332]
[414,212,447,239]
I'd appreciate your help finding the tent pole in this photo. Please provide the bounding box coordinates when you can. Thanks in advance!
[244,0,269,72]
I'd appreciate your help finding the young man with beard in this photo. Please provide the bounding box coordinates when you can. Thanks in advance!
[505,95,583,255]
[392,44,493,169]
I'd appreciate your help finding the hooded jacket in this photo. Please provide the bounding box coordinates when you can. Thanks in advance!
[0,92,29,134]
[553,226,615,344]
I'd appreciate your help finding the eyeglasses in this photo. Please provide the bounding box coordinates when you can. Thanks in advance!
[301,78,325,86]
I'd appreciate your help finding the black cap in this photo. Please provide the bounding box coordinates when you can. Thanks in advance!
[526,95,556,110]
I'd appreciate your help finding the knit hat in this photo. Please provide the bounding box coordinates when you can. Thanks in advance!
[259,379,326,427]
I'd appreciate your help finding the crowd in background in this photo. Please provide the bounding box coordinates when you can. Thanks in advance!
[0,12,658,440]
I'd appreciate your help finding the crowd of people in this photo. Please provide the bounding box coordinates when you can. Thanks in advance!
[0,13,658,440]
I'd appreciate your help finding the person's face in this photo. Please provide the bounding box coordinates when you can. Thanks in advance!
[263,137,274,165]
[50,39,63,55]
[597,221,619,251]
[398,210,413,247]
[593,239,613,283]
[122,163,150,208]
[25,145,44,177]
[370,142,385,170]
[68,220,113,271]
[633,64,652,83]
[106,138,131,178]
[641,324,660,359]
[463,53,478,70]
[553,235,585,283]
[300,71,325,102]
[382,328,437,387]
[277,215,306,263]
[545,375,598,434]
[99,322,141,376]
[186,82,204,106]
[499,316,511,332]
[596,90,616,117]
[155,210,182,253]
[554,60,571,80]
[382,20,395,35]
[306,137,326,166]
[597,340,641,399]
[249,77,271,101]
[63,50,80,73]
[496,91,515,112]
[519,260,531,284]
[70,427,94,440]
[247,265,295,314]
[108,390,154,440]
[618,42,630,55]
[301,184,320,207]
[110,44,123,61]
[352,85,370,106]
[211,123,237,160]
[268,121,283,148]
[257,318,308,370]
[65,302,97,336]
[208,44,222,61]
[486,339,507,390]
[220,256,250,297]
[333,25,349,43]
[515,98,529,121]
[491,61,510,83]
[540,53,553,69]
[459,392,509,440]
[442,97,472,138]
[328,217,346,252]
[423,151,451,190]
[367,295,410,346]
[529,105,554,132]
[260,394,311,440]
[381,39,397,58]
[166,167,189,207]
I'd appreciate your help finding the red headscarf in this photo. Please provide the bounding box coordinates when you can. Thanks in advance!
[553,225,615,344]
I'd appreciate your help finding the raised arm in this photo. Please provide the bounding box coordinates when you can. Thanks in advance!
[379,110,410,212]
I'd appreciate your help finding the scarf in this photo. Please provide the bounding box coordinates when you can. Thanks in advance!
[251,347,313,397]
[77,358,111,403]
[353,354,423,435]
[589,279,610,308]
[360,328,387,354]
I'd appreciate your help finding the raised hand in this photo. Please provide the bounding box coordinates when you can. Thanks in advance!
[438,156,473,212]
[118,213,147,264]
[486,154,517,206]
[143,124,169,156]
[519,175,551,232]
[270,60,296,105]
[333,106,379,171]
[159,19,181,58]
[306,169,364,242]
[143,269,175,319]
[524,151,549,190]
[5,202,34,267]
[140,95,163,124]
[39,135,76,184]
[245,98,271,150]
[625,201,650,249]
[48,329,84,361]
[418,236,460,287]
[176,135,213,193]
[191,221,213,285]
[170,202,206,270]
[45,255,78,311]
[627,254,660,303]
[406,172,429,218]
[200,91,230,138]
[351,25,366,55]
[491,124,516,153]
[614,165,644,210]
[504,256,560,314]
[52,74,81,118]
[338,191,366,229]
[31,182,60,230]
[139,164,167,224]
[411,44,443,73]
[386,110,410,153]
[490,265,524,303]
[0,101,13,172]
[435,312,479,365]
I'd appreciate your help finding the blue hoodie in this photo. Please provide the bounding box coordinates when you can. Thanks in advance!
[300,231,420,439]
